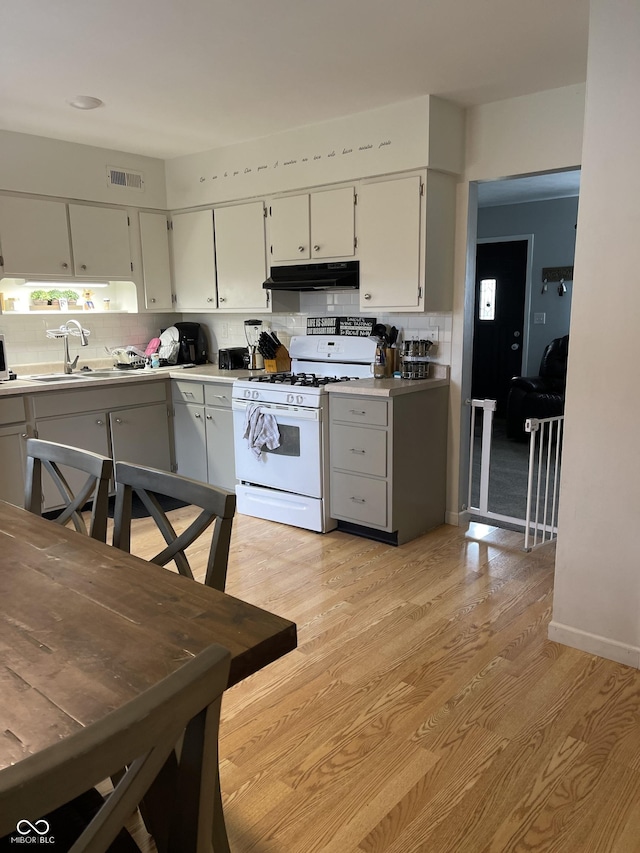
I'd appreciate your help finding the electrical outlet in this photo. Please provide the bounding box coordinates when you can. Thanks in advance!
[533,313,546,325]
[219,322,229,339]
[427,326,439,342]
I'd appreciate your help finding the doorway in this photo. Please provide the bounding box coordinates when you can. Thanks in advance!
[471,238,530,416]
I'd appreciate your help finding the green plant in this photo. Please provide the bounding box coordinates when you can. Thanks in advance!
[61,289,80,301]
[30,289,49,301]
[47,289,64,301]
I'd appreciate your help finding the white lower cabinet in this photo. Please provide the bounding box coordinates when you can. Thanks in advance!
[0,396,30,507]
[172,380,236,491]
[329,387,448,545]
[32,381,172,511]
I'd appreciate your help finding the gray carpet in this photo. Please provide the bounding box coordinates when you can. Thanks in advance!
[470,418,561,526]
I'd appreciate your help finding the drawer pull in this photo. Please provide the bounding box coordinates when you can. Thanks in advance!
[212,394,228,400]
[350,496,366,503]
[349,409,366,416]
[350,448,366,454]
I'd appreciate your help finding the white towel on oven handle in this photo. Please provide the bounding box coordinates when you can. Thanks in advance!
[243,403,281,459]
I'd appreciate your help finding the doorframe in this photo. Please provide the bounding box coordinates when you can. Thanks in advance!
[475,234,534,376]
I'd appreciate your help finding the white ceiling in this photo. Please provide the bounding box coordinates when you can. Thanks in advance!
[0,0,589,161]
[478,169,581,207]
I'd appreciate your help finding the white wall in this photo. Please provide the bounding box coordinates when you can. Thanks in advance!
[0,130,167,209]
[447,84,585,523]
[549,0,640,667]
[165,96,463,209]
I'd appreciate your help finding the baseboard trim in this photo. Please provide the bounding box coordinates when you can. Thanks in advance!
[447,509,470,527]
[548,621,640,668]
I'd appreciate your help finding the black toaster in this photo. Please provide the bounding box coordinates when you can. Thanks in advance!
[218,347,249,370]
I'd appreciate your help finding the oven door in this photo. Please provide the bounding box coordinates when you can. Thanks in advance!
[232,399,323,498]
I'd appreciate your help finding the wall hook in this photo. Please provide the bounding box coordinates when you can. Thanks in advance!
[558,278,567,296]
[541,277,548,294]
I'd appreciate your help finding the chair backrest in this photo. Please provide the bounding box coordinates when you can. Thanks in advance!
[112,462,236,591]
[0,642,230,851]
[539,334,569,381]
[24,438,114,542]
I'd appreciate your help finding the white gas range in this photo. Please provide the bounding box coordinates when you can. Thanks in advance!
[232,335,377,532]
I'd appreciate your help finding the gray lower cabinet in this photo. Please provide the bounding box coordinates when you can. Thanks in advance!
[172,380,236,491]
[0,396,30,507]
[329,386,448,545]
[32,381,172,511]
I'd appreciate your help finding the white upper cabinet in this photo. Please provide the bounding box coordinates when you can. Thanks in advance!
[139,212,173,310]
[171,209,217,311]
[358,175,423,311]
[309,186,355,259]
[269,186,355,262]
[0,197,132,281]
[269,194,310,261]
[68,204,132,279]
[357,171,455,313]
[214,201,269,311]
[0,196,72,276]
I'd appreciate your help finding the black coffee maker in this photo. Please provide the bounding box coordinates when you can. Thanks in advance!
[173,322,209,364]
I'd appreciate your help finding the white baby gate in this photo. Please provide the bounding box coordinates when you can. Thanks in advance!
[467,399,564,550]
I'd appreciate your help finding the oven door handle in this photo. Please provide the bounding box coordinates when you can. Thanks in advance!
[232,399,320,421]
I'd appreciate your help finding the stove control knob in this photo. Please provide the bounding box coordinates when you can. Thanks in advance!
[252,390,259,400]
[296,394,304,404]
[286,393,294,404]
[243,389,251,399]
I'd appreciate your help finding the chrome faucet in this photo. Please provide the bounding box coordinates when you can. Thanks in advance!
[62,320,89,373]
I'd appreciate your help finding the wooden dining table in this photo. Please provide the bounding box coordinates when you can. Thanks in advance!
[0,499,297,850]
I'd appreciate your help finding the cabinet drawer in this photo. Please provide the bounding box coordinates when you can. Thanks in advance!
[331,472,387,527]
[172,381,204,405]
[331,424,387,476]
[204,383,232,409]
[33,382,167,418]
[331,396,388,426]
[0,396,26,426]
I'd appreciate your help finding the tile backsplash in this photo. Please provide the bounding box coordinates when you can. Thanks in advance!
[0,290,451,371]
[0,312,181,368]
[191,290,452,365]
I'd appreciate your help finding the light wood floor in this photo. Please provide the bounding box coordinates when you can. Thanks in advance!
[124,511,640,853]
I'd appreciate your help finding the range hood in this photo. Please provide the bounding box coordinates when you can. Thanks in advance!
[263,261,359,292]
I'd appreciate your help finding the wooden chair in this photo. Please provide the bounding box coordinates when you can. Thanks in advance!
[0,642,231,852]
[24,438,114,542]
[112,462,236,592]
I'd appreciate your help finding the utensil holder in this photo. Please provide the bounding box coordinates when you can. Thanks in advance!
[264,346,291,373]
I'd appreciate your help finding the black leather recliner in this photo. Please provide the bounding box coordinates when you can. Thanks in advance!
[505,335,569,440]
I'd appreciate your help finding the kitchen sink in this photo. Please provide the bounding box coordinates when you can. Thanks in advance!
[26,373,90,382]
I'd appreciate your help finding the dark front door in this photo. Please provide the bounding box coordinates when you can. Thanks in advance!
[472,239,528,415]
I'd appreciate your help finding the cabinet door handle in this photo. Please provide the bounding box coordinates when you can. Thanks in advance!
[350,448,366,454]
[349,409,366,416]
[114,418,123,424]
[21,433,28,439]
[298,245,305,253]
[363,293,371,300]
[350,496,366,503]
[219,296,226,302]
[194,412,201,418]
[80,264,87,271]
[207,297,214,303]
[96,419,104,426]
[313,245,320,252]
[61,262,69,269]
[206,414,213,420]
[149,297,156,303]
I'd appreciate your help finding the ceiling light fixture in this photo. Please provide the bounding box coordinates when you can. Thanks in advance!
[67,95,103,111]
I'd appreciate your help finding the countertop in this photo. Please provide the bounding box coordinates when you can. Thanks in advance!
[0,362,449,398]
[0,364,254,397]
[326,364,450,398]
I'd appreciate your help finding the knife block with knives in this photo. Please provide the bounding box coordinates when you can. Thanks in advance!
[258,330,292,373]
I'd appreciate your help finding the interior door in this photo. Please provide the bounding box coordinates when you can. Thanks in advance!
[471,239,528,415]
